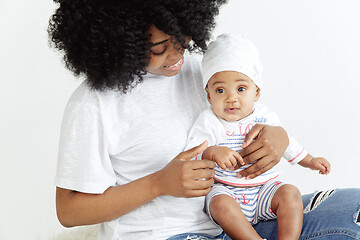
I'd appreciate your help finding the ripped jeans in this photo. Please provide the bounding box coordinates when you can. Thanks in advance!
[167,188,360,240]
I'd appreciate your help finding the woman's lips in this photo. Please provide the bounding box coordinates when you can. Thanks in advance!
[164,57,184,71]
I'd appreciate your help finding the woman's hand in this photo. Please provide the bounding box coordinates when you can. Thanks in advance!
[56,141,215,227]
[237,125,289,179]
[155,141,216,198]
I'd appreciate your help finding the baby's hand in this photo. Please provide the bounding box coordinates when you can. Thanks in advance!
[203,146,244,170]
[308,157,331,175]
[299,154,331,175]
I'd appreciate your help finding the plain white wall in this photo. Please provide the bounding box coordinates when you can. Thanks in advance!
[0,0,359,239]
[0,1,80,239]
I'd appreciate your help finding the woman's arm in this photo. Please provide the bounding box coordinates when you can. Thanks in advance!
[237,125,289,179]
[56,174,161,227]
[56,141,215,227]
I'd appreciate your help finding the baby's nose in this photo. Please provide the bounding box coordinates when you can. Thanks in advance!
[226,92,238,102]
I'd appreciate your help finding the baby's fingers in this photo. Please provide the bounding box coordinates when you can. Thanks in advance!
[312,161,325,173]
[313,158,331,175]
[234,151,245,166]
[217,159,232,170]
[320,162,331,175]
[224,157,238,170]
[217,162,227,170]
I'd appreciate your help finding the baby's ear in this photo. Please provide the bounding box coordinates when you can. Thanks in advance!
[205,87,211,104]
[255,88,261,102]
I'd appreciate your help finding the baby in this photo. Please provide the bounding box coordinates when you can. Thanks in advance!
[185,33,331,240]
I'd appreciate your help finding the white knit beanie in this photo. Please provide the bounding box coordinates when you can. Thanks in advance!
[201,33,263,89]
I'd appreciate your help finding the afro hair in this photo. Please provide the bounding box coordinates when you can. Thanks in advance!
[48,0,228,92]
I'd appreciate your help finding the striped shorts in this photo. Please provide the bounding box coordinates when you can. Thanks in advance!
[205,179,284,225]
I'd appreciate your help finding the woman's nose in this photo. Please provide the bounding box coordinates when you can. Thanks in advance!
[167,40,183,59]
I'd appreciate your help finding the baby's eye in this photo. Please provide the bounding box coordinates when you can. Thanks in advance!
[238,87,246,92]
[216,89,225,94]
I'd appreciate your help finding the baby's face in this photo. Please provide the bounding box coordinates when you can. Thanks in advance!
[206,71,260,122]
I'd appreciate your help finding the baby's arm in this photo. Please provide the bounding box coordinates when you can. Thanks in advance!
[298,154,331,175]
[202,146,245,170]
[258,105,331,175]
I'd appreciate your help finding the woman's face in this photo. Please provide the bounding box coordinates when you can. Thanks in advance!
[146,24,188,76]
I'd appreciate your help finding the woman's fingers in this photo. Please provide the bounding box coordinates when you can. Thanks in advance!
[240,144,268,165]
[171,140,216,196]
[241,125,288,161]
[190,159,216,170]
[158,139,216,198]
[177,140,208,161]
[182,166,214,197]
[242,124,263,148]
[238,139,275,178]
[184,188,213,198]
[193,167,215,180]
[237,125,289,178]
[237,155,276,179]
[158,157,215,198]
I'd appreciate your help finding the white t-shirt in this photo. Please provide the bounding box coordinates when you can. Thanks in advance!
[185,104,308,187]
[55,54,222,240]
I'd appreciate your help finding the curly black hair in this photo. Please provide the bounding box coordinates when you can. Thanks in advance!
[48,0,228,92]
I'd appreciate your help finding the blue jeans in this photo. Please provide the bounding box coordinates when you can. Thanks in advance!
[167,188,360,240]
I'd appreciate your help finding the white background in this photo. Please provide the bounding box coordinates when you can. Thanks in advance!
[1,0,359,239]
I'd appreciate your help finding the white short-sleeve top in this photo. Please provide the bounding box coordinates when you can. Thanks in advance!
[55,54,222,240]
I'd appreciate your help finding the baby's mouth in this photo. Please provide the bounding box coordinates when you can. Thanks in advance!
[226,107,239,113]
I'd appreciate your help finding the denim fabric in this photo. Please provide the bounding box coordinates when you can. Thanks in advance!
[167,188,360,240]
[166,232,230,240]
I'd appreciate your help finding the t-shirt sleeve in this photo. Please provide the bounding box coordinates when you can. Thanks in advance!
[55,95,116,194]
[283,137,308,165]
[185,110,218,160]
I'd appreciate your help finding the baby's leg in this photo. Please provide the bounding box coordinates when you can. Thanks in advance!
[210,194,263,240]
[271,184,303,240]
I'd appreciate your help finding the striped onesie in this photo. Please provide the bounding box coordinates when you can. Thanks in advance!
[185,103,308,224]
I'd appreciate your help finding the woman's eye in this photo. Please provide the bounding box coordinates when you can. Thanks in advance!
[238,87,246,92]
[151,48,167,55]
[151,44,168,55]
[216,89,225,93]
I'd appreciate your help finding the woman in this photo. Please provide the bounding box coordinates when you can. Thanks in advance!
[48,0,360,239]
